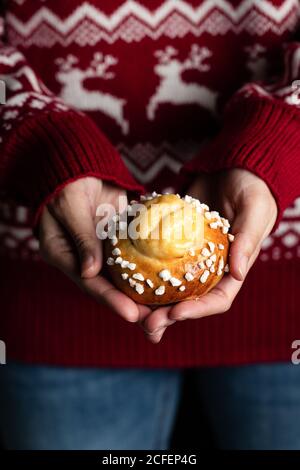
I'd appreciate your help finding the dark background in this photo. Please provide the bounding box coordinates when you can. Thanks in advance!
[171,371,215,449]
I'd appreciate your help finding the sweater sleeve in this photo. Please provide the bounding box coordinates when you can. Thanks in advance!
[183,42,300,224]
[0,38,143,225]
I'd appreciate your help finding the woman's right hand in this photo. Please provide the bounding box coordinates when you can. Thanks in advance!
[39,176,151,323]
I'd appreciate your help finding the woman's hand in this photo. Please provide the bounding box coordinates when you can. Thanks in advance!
[141,169,278,343]
[39,177,150,323]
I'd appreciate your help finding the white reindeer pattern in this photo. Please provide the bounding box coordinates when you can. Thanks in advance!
[55,53,129,135]
[146,44,218,120]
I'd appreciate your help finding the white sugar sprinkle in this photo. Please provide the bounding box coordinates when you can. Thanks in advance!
[129,278,136,287]
[200,270,210,283]
[188,249,195,256]
[170,277,182,287]
[133,273,144,282]
[185,272,194,281]
[135,283,144,295]
[159,269,171,281]
[184,195,192,203]
[121,273,129,280]
[210,266,215,273]
[222,226,229,234]
[201,203,209,211]
[222,218,230,227]
[112,247,121,256]
[224,264,230,272]
[106,257,114,266]
[217,256,224,275]
[128,263,136,271]
[210,222,219,229]
[210,254,217,262]
[115,256,122,264]
[110,236,118,246]
[210,211,219,218]
[218,243,225,250]
[228,233,235,242]
[205,212,212,220]
[121,260,129,268]
[201,248,210,257]
[146,279,154,288]
[155,286,165,296]
[179,286,186,292]
[198,261,205,270]
[206,259,213,268]
[208,242,215,253]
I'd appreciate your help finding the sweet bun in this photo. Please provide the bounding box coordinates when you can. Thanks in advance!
[104,193,234,305]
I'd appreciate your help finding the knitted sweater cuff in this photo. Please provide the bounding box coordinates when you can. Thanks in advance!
[182,96,300,225]
[1,110,144,224]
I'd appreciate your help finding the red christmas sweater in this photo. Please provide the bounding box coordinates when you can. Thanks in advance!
[0,0,299,367]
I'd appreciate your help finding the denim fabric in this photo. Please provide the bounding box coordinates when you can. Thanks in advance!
[0,365,181,450]
[1,362,300,449]
[195,362,300,450]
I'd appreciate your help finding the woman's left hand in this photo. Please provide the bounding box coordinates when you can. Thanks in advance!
[141,168,278,343]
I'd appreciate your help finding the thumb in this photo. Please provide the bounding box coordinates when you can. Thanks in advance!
[49,195,102,279]
[72,220,102,279]
[229,200,267,282]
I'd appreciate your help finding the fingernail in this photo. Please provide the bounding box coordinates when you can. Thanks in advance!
[146,326,164,336]
[238,255,248,279]
[169,312,185,321]
[148,329,165,343]
[82,255,95,277]
[155,331,164,343]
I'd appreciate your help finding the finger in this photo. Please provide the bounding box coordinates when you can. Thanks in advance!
[40,208,148,324]
[168,274,242,320]
[229,197,271,281]
[82,275,141,322]
[144,326,168,344]
[39,207,78,277]
[136,303,153,322]
[140,305,174,342]
[48,190,101,278]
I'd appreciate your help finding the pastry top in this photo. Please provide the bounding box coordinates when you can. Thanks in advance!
[104,192,234,305]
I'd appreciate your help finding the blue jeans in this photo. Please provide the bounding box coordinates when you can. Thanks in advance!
[0,362,299,450]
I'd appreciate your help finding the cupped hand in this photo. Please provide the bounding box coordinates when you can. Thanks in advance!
[39,177,151,323]
[141,169,278,343]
